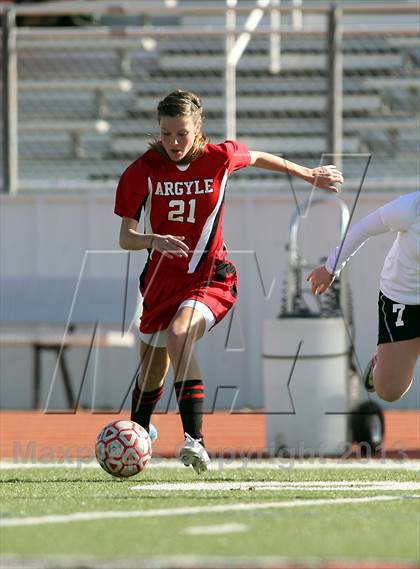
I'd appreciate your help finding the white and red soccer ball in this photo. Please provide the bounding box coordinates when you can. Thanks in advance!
[95,420,152,478]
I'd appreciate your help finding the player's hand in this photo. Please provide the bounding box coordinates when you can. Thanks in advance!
[310,165,343,193]
[307,265,335,295]
[151,235,189,259]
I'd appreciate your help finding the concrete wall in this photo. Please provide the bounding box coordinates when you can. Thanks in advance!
[1,190,418,411]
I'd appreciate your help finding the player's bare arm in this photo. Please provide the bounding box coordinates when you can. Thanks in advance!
[119,216,189,259]
[248,150,343,192]
[307,265,335,295]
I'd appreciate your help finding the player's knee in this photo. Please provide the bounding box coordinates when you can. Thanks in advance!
[374,375,411,402]
[166,325,189,355]
[375,386,402,402]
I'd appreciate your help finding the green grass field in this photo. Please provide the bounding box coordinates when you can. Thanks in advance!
[1,460,419,568]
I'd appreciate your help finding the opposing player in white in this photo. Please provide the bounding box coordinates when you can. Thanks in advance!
[307,191,420,402]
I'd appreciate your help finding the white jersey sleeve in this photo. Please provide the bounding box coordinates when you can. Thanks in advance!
[325,192,420,305]
[377,192,418,232]
[325,208,388,276]
[325,192,420,276]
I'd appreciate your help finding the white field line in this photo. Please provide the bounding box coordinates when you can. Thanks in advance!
[1,495,417,528]
[184,523,247,535]
[131,480,420,492]
[1,459,420,471]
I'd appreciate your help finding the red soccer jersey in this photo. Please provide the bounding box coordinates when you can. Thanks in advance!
[114,140,250,274]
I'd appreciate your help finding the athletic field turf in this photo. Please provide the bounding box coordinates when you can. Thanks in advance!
[1,459,419,568]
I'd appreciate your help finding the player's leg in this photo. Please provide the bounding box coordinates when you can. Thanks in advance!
[167,306,206,382]
[373,337,420,401]
[167,306,206,438]
[166,304,211,473]
[364,292,420,400]
[131,338,170,435]
[167,260,238,472]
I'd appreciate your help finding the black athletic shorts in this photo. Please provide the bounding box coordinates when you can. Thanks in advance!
[377,291,420,345]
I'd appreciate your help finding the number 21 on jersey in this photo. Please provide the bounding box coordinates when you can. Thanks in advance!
[168,199,196,223]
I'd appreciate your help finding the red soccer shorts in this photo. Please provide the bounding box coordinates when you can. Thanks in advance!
[139,258,238,335]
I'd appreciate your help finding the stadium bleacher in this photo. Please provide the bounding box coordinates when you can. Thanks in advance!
[3,5,418,191]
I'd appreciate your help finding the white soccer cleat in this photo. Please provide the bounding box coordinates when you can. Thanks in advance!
[179,433,210,474]
[362,353,378,393]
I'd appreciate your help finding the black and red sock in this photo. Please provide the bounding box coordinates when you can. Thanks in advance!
[131,383,163,432]
[174,379,204,441]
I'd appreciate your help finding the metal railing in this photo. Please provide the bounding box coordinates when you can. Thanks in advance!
[1,1,419,194]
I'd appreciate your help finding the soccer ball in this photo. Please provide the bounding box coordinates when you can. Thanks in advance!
[95,420,152,478]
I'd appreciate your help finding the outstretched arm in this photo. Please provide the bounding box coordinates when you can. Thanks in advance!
[307,208,391,295]
[307,192,418,294]
[248,151,343,192]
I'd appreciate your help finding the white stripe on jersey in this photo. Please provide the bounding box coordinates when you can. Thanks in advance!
[144,177,154,260]
[145,177,154,234]
[188,168,228,273]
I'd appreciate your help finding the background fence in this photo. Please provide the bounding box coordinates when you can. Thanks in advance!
[1,1,419,193]
[0,1,419,412]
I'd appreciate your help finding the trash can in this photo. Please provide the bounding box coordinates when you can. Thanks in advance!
[263,316,349,456]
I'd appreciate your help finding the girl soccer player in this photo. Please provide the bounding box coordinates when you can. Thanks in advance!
[115,90,343,473]
[307,191,420,403]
